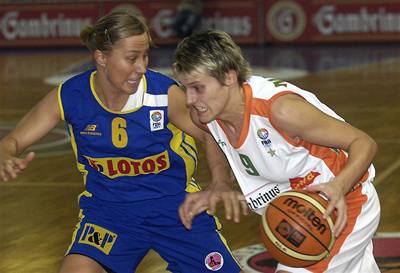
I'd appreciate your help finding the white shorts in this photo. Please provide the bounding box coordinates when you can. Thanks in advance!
[276,181,380,273]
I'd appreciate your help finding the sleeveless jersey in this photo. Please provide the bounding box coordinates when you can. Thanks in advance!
[58,69,198,202]
[207,76,375,215]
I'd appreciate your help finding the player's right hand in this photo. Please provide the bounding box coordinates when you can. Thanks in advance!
[179,184,248,230]
[0,152,35,181]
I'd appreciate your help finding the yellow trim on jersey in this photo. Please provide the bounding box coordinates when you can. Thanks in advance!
[65,208,84,255]
[67,124,88,185]
[167,123,197,187]
[57,83,65,121]
[186,177,202,193]
[89,71,147,114]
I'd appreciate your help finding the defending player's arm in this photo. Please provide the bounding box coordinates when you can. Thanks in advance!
[271,93,377,236]
[168,84,248,229]
[0,88,61,181]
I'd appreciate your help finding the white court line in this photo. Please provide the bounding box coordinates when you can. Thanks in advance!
[373,157,400,187]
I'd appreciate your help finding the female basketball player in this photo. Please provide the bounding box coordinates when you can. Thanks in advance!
[0,13,244,273]
[173,30,381,273]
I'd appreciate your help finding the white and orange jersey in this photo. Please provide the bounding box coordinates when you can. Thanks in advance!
[207,76,375,215]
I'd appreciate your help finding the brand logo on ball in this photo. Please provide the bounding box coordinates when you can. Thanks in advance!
[276,219,306,247]
[260,190,336,267]
[204,252,224,271]
[283,197,327,235]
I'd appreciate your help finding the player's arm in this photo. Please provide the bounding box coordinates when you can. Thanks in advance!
[168,84,248,229]
[270,93,377,236]
[0,88,62,181]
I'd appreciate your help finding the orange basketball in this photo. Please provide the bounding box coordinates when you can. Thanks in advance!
[260,190,336,267]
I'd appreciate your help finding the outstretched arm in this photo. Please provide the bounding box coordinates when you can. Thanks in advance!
[168,84,248,229]
[0,88,61,181]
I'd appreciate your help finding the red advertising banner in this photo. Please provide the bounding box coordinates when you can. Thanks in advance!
[265,0,400,43]
[103,0,261,45]
[0,3,99,47]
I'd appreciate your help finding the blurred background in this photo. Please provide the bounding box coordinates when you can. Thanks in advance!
[0,1,400,272]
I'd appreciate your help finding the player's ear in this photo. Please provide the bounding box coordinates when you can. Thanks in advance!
[225,70,238,86]
[94,49,107,68]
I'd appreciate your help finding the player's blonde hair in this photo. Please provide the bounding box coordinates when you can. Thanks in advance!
[80,10,152,53]
[173,29,251,86]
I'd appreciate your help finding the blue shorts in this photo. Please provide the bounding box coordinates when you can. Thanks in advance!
[65,194,242,273]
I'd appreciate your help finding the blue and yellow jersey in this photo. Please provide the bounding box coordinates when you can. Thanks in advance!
[58,69,199,202]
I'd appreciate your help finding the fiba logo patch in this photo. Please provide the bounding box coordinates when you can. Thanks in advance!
[149,110,164,131]
[204,252,224,271]
[266,0,306,41]
[256,128,274,155]
[257,128,269,139]
[151,111,162,122]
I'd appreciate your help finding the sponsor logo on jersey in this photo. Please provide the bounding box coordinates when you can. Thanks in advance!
[246,184,281,211]
[204,252,224,271]
[289,171,320,189]
[150,110,164,131]
[84,150,170,178]
[79,223,117,255]
[80,124,102,136]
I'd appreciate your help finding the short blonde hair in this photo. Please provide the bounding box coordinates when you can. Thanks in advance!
[173,29,251,85]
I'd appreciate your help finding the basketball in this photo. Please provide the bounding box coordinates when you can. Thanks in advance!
[260,190,336,267]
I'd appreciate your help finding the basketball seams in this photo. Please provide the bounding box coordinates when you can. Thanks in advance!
[271,202,331,253]
[279,191,336,250]
[267,202,330,261]
[261,190,337,265]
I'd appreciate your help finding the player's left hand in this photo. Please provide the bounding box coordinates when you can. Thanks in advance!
[179,183,248,230]
[305,181,347,237]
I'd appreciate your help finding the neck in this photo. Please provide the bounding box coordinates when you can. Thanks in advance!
[94,72,129,111]
[218,84,245,133]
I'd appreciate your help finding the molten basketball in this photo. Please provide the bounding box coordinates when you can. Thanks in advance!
[260,190,336,267]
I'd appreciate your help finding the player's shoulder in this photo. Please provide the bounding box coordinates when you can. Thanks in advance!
[145,69,176,85]
[59,69,93,102]
[247,75,306,100]
[144,69,177,95]
[62,69,93,87]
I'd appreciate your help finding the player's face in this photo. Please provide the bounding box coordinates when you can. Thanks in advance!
[104,33,149,94]
[179,71,230,124]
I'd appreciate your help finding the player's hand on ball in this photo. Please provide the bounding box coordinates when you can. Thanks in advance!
[306,180,347,237]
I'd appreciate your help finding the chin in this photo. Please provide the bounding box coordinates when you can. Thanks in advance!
[198,114,213,124]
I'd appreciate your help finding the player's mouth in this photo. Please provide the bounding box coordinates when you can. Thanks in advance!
[127,78,140,85]
[194,105,207,113]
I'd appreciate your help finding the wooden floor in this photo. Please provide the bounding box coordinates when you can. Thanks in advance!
[0,47,399,273]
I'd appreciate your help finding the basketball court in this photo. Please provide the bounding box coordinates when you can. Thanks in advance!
[0,43,399,272]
